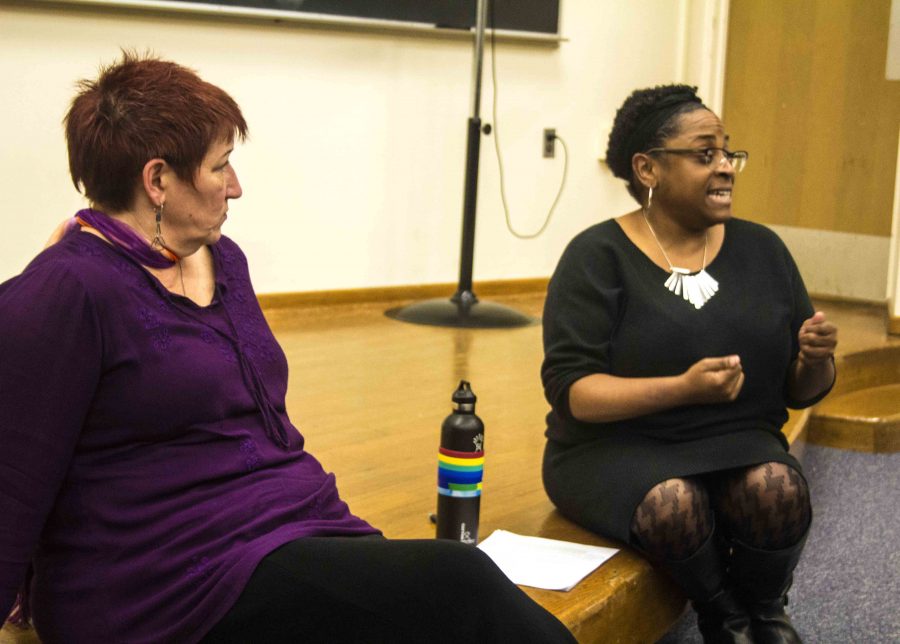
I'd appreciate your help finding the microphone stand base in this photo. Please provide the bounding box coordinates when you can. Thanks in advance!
[385,296,536,328]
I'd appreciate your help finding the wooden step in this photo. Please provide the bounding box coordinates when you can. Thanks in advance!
[809,384,900,453]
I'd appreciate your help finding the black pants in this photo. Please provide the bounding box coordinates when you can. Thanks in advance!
[201,536,575,643]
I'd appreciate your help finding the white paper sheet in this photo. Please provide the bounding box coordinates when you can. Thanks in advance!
[477,529,619,592]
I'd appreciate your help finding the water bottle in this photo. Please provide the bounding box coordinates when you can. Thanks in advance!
[436,380,485,544]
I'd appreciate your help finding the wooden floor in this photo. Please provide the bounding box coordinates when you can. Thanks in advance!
[262,291,900,637]
[264,291,554,541]
[264,293,898,540]
[265,290,690,641]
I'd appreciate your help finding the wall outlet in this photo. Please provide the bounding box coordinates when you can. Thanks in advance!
[543,128,556,158]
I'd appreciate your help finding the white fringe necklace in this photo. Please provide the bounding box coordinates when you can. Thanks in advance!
[642,213,719,310]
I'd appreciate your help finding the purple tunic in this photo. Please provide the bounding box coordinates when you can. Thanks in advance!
[0,230,378,643]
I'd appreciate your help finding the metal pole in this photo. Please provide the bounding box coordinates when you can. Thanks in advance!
[384,0,533,328]
[452,0,488,309]
[469,0,487,119]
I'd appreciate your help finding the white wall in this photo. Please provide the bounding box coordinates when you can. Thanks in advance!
[0,1,720,294]
[770,225,891,302]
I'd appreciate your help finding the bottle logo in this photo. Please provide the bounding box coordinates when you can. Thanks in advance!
[460,523,474,545]
[473,433,484,452]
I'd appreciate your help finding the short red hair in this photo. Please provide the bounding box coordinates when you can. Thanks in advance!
[65,52,248,212]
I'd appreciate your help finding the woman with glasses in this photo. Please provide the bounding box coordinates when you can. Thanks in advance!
[540,85,837,644]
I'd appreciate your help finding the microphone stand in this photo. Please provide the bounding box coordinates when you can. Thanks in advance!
[386,0,536,328]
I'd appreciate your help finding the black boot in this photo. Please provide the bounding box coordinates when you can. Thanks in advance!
[657,531,752,644]
[692,589,754,644]
[730,531,808,644]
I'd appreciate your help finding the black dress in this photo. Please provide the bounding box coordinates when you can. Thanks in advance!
[540,218,831,543]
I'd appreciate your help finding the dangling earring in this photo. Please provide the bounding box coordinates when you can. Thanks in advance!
[645,186,654,214]
[151,203,166,250]
[151,203,179,262]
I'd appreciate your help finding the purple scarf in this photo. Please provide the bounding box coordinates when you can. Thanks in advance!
[73,208,177,268]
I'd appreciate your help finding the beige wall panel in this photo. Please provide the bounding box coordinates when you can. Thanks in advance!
[0,1,686,290]
[724,0,900,237]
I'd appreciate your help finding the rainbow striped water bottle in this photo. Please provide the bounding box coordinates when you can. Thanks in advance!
[436,380,485,544]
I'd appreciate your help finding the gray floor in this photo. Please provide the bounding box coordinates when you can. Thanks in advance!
[657,444,900,643]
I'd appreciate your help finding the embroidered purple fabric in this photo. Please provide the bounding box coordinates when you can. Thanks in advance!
[0,232,378,642]
[75,207,176,268]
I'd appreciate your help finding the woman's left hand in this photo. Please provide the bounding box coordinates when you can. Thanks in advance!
[797,311,838,366]
[788,311,837,403]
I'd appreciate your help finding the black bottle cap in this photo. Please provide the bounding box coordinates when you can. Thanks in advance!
[452,380,477,410]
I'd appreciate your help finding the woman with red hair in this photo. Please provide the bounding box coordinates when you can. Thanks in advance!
[0,53,574,644]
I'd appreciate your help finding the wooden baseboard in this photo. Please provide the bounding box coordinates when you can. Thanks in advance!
[889,313,900,336]
[808,292,887,307]
[257,278,550,310]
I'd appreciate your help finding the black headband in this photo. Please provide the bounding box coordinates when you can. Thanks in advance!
[622,90,704,161]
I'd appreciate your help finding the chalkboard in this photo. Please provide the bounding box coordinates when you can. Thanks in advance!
[167,0,560,36]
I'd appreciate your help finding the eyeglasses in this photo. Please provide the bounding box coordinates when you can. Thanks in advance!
[645,147,749,173]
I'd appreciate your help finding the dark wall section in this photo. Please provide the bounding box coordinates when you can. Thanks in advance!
[169,0,560,35]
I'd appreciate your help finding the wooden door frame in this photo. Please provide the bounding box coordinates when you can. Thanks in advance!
[676,0,730,114]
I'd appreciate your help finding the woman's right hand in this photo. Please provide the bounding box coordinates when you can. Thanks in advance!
[681,355,744,404]
[568,355,744,423]
[44,217,74,248]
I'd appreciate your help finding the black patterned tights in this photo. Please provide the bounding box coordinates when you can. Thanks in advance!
[630,462,810,561]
